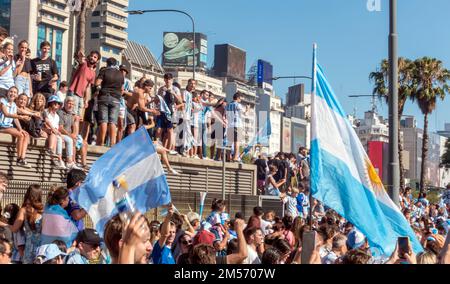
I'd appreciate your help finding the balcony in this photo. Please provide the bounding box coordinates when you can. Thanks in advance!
[102,14,128,29]
[37,16,69,30]
[101,2,128,18]
[39,3,69,19]
[52,0,69,5]
[102,25,127,40]
[270,105,285,113]
[109,0,129,8]
[100,36,127,50]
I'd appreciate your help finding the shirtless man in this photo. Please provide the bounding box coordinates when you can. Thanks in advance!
[125,79,159,135]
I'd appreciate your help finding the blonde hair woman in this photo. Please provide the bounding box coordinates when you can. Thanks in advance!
[417,250,437,264]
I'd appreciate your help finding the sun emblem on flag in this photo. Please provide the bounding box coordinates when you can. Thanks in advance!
[365,159,385,194]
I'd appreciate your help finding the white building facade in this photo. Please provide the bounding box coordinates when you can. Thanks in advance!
[255,83,283,155]
[356,111,389,151]
[8,0,72,80]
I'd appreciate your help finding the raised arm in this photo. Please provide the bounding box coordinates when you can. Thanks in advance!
[226,219,248,264]
[118,212,146,264]
[0,207,26,233]
[158,204,174,248]
[0,60,13,77]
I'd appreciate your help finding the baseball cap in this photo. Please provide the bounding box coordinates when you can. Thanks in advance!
[193,229,216,246]
[347,229,366,249]
[36,244,66,263]
[76,228,102,246]
[47,95,62,105]
[119,64,129,73]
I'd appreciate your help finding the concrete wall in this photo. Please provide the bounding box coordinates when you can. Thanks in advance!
[0,133,257,195]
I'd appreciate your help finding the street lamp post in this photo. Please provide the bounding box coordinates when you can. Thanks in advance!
[127,9,196,79]
[388,0,400,206]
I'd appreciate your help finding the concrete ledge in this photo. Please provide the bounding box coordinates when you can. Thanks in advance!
[0,133,254,170]
[0,133,257,195]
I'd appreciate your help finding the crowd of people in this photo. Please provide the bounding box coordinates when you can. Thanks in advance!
[1,27,255,177]
[2,27,450,266]
[1,168,450,265]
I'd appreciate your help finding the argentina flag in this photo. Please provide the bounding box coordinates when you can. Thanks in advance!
[310,44,423,256]
[71,127,171,236]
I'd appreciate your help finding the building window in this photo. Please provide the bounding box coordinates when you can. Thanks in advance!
[55,29,63,76]
[106,11,127,21]
[101,45,121,55]
[91,22,100,28]
[0,0,11,33]
[91,33,100,39]
[92,10,100,16]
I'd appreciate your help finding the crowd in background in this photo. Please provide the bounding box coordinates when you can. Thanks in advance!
[1,27,257,178]
[1,169,450,265]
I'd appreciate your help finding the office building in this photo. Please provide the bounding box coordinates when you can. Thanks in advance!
[6,0,72,80]
[255,83,283,155]
[356,111,389,151]
[401,116,445,187]
[437,123,450,138]
[86,0,129,67]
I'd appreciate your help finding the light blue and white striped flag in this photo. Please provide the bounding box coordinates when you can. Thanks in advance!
[71,127,171,236]
[310,44,423,256]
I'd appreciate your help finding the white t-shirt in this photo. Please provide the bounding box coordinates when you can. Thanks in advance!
[283,195,298,218]
[45,110,60,129]
[260,219,273,236]
[243,245,261,264]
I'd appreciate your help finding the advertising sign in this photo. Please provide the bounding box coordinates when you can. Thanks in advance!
[162,32,207,69]
[292,124,307,152]
[257,59,273,87]
[282,118,292,153]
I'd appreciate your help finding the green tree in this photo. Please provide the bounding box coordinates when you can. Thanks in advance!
[369,58,416,190]
[413,57,450,194]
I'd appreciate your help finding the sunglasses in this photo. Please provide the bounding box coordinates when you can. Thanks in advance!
[181,239,192,245]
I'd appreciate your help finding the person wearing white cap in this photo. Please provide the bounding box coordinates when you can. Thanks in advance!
[34,243,66,264]
[43,95,66,169]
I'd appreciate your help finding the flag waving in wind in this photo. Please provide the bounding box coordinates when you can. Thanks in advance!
[310,44,423,256]
[72,127,171,236]
[242,117,272,155]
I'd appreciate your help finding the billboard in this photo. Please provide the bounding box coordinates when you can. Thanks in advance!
[292,123,307,152]
[367,141,389,184]
[162,32,207,69]
[282,118,292,153]
[214,44,246,81]
[257,59,273,87]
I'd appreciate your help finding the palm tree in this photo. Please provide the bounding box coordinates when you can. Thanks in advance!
[369,58,416,190]
[413,57,450,195]
[73,0,99,55]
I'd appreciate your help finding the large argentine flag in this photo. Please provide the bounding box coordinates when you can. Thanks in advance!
[72,127,171,236]
[310,44,422,256]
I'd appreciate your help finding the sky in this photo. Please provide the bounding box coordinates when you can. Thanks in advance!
[127,0,450,132]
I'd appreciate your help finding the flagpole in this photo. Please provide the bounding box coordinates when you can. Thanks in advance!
[309,43,317,227]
